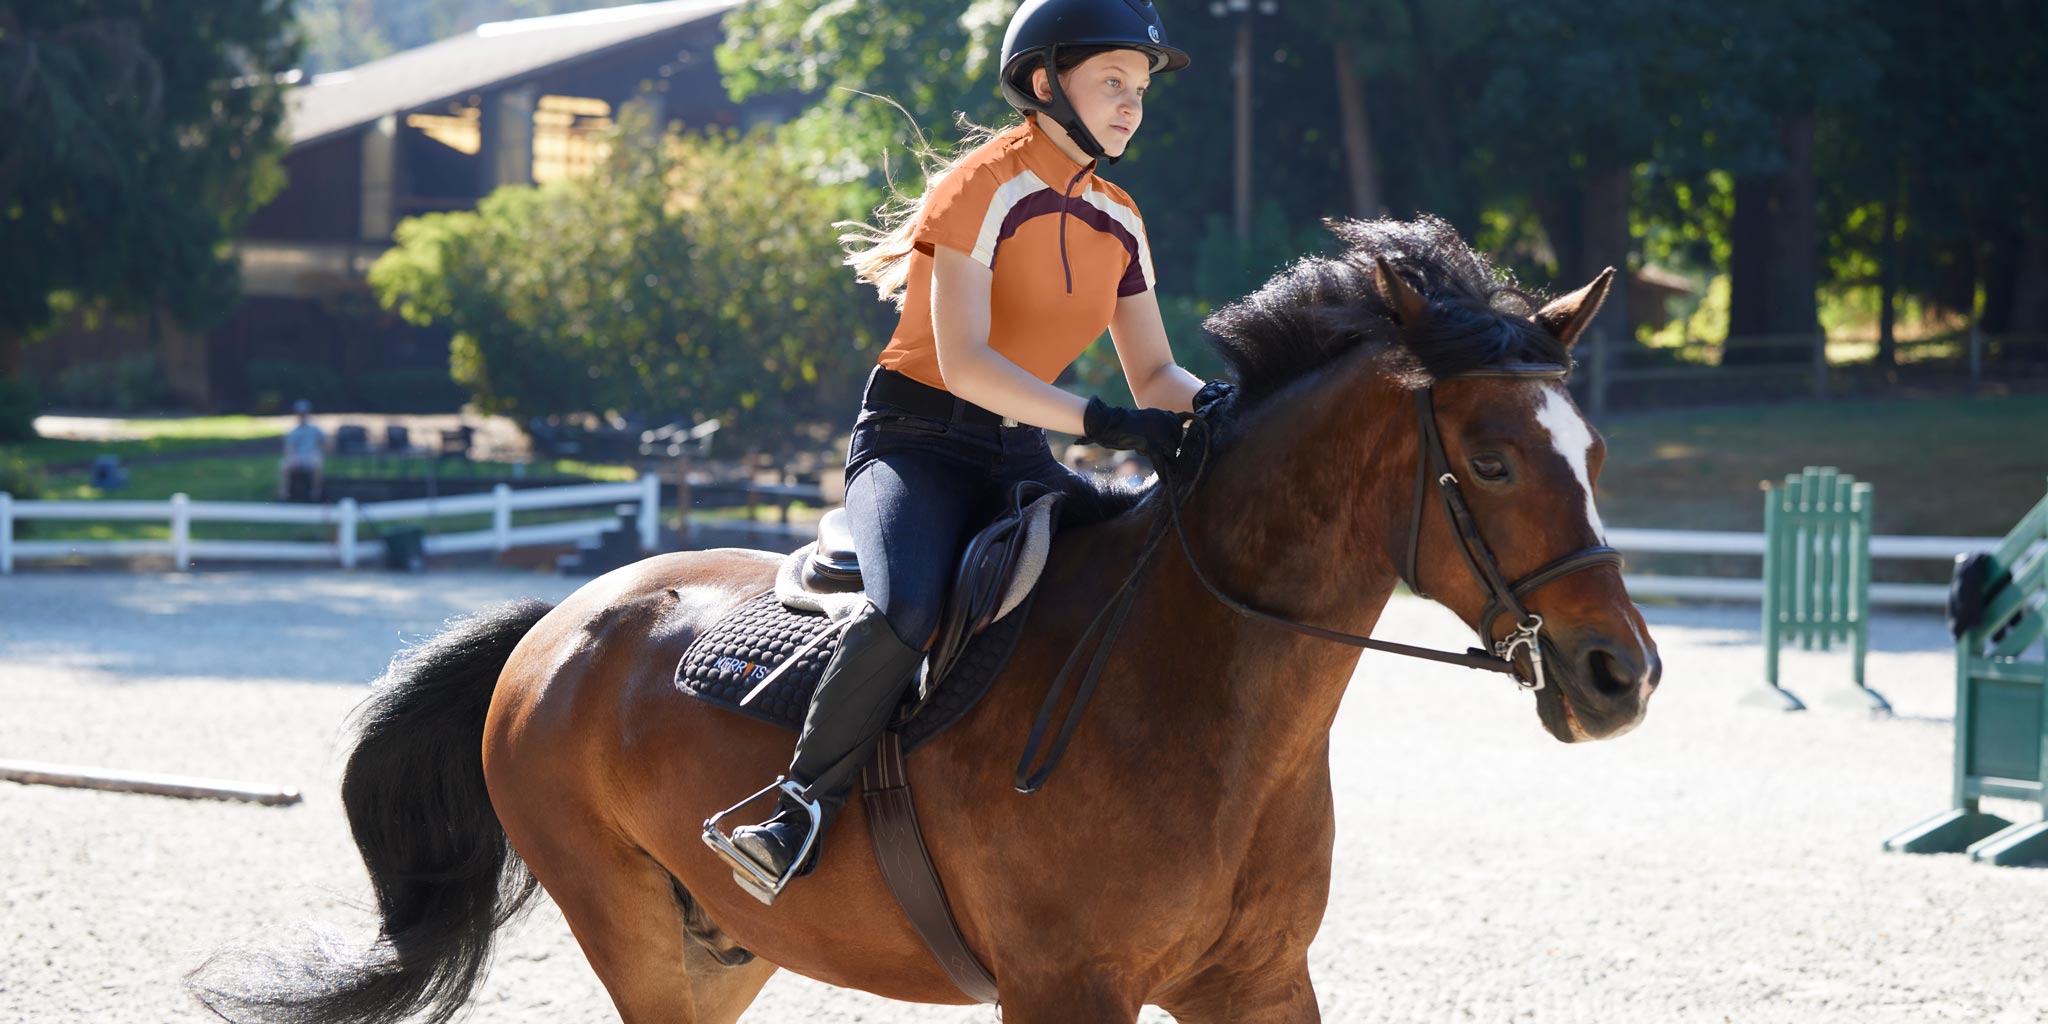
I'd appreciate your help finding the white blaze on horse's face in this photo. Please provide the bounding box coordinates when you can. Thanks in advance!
[1532,386,1607,543]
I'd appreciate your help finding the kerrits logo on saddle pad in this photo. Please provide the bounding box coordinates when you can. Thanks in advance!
[712,656,772,683]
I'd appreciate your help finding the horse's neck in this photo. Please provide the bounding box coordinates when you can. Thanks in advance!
[1157,360,1414,760]
[1190,361,1410,636]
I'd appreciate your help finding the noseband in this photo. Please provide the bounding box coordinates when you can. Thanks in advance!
[1014,362,1623,791]
[1398,364,1623,691]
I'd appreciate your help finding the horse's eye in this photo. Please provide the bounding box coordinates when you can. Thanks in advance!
[1469,454,1509,481]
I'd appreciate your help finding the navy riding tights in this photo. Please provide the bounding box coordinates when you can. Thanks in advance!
[840,370,1106,652]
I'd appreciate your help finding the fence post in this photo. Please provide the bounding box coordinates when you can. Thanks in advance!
[338,498,359,569]
[0,492,12,574]
[1968,318,1984,390]
[170,493,190,571]
[1588,327,1610,416]
[639,473,661,552]
[492,484,512,552]
[1811,333,1829,399]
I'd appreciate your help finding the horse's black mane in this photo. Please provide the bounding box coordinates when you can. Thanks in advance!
[1069,215,1570,524]
[1202,215,1569,410]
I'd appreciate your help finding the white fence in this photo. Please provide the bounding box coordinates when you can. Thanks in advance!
[1608,527,1988,608]
[0,475,660,573]
[0,480,1991,606]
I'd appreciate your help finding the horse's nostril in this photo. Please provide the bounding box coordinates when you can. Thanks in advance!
[1584,648,1636,698]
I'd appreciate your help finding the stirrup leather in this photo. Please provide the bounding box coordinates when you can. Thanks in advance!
[700,777,823,906]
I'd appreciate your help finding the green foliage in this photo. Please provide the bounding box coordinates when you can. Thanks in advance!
[355,369,468,413]
[718,0,1017,164]
[1191,200,1334,306]
[245,359,347,415]
[0,1,300,342]
[0,448,43,499]
[48,353,172,413]
[371,106,893,446]
[0,379,40,443]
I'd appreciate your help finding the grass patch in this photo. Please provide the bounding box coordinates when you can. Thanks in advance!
[1595,394,2048,537]
[4,416,287,469]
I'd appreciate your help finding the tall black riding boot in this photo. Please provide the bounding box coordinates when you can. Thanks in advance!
[728,603,925,886]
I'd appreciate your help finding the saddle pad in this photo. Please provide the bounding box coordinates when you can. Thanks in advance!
[676,587,1037,753]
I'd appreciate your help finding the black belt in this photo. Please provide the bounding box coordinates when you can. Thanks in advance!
[864,367,1017,428]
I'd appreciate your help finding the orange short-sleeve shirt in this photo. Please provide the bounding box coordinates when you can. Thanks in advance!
[874,114,1156,391]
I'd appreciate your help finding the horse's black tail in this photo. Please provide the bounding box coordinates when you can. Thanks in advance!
[189,598,557,1024]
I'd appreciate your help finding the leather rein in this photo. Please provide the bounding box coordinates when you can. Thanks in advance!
[1015,365,1622,792]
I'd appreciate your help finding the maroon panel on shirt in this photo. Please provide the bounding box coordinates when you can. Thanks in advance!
[991,190,1145,286]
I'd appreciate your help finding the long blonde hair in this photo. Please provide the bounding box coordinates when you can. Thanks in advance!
[840,46,1111,308]
[838,109,1021,309]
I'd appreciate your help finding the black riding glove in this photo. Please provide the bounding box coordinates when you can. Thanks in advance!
[1081,396,1187,466]
[1192,378,1236,418]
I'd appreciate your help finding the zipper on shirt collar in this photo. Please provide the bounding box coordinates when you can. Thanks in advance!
[1022,115,1095,296]
[1057,165,1089,295]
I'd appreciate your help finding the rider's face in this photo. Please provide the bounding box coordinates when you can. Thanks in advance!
[1034,49,1151,158]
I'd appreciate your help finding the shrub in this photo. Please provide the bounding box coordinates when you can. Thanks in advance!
[0,448,42,498]
[50,353,170,412]
[0,378,38,442]
[355,368,467,412]
[247,358,346,414]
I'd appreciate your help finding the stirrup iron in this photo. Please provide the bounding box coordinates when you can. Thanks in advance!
[700,777,823,906]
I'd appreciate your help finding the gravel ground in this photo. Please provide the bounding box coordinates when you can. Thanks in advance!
[2,568,2044,1023]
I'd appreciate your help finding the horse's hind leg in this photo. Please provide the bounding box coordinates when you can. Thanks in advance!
[527,834,776,1023]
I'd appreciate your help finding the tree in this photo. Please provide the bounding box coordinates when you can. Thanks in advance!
[370,107,895,450]
[0,0,299,383]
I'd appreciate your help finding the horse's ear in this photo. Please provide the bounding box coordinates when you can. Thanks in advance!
[1373,256,1428,326]
[1534,267,1617,348]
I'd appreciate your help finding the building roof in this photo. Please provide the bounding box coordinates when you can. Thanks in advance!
[287,0,739,148]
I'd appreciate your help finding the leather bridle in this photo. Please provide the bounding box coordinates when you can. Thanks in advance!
[1015,364,1624,791]
[1397,365,1623,692]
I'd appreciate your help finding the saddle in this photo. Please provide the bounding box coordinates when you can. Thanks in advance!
[678,481,1064,1005]
[679,480,1061,735]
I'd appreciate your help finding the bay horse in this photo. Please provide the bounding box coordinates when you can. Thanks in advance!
[193,216,1660,1023]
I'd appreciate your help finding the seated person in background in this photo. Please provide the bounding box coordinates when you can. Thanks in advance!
[278,400,327,501]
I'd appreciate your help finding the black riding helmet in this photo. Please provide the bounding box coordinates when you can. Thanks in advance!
[999,0,1191,165]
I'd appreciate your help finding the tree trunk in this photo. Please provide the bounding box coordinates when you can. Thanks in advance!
[1765,113,1820,339]
[1534,188,1583,285]
[2006,231,2048,364]
[1579,167,1633,347]
[1332,39,1382,220]
[1725,114,1819,367]
[1726,175,1774,352]
[1876,176,1899,370]
[1400,0,1472,235]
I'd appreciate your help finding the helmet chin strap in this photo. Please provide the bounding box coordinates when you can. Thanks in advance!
[1036,44,1120,165]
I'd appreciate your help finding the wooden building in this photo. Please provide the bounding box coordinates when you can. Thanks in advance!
[28,0,798,411]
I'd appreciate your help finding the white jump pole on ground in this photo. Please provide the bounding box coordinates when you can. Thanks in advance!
[0,758,302,806]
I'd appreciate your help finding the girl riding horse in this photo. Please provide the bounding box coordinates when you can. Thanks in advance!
[707,0,1233,899]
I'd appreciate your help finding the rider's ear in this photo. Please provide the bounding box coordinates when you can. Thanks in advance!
[1372,257,1428,326]
[1533,267,1617,348]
